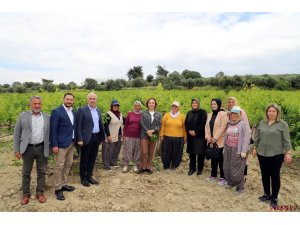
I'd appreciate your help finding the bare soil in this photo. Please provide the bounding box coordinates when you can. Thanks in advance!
[0,136,299,212]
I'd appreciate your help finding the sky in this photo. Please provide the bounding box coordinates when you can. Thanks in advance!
[0,4,300,85]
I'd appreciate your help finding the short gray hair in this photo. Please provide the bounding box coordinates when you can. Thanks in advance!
[87,92,97,100]
[29,96,42,102]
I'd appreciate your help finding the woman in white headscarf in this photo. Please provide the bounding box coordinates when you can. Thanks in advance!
[160,101,186,170]
[122,101,143,173]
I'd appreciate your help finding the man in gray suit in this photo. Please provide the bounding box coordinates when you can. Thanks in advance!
[13,96,50,205]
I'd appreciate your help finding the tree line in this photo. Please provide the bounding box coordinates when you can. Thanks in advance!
[1,65,299,93]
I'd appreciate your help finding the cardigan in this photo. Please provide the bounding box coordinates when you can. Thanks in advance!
[140,110,162,139]
[205,111,228,148]
[224,120,250,154]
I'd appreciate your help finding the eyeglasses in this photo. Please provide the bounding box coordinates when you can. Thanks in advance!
[113,105,120,107]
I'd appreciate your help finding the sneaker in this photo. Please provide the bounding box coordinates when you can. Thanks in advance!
[133,166,138,172]
[206,176,217,182]
[234,188,244,195]
[122,166,128,172]
[258,194,271,202]
[225,184,234,189]
[217,178,227,186]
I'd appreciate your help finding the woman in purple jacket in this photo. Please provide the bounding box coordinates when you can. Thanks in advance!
[122,101,142,173]
[223,106,250,195]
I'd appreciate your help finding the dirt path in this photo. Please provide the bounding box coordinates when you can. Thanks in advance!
[0,137,299,212]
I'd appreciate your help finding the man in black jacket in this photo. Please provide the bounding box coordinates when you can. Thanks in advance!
[76,92,105,187]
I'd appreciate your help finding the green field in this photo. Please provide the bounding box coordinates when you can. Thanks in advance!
[0,87,299,149]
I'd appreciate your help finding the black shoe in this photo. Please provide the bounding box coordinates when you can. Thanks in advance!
[145,168,153,174]
[61,185,75,192]
[163,166,169,170]
[81,179,90,187]
[138,169,145,174]
[270,198,278,207]
[196,170,203,175]
[188,169,196,176]
[104,166,112,170]
[87,177,99,185]
[55,190,65,201]
[258,194,271,202]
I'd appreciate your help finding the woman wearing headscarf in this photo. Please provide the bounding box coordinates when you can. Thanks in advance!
[160,101,187,170]
[205,98,228,184]
[226,96,251,179]
[227,97,250,131]
[102,100,124,170]
[122,101,142,173]
[223,106,250,195]
[185,98,207,175]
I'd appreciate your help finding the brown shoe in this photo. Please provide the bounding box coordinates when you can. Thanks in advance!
[21,195,30,205]
[37,194,46,203]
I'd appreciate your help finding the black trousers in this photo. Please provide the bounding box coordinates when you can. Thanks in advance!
[189,153,205,171]
[80,134,101,181]
[257,154,284,199]
[211,148,224,178]
[161,136,184,169]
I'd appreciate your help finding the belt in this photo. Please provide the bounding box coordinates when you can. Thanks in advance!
[92,132,100,136]
[28,142,44,147]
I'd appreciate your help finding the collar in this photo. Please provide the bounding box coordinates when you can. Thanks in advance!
[88,104,97,110]
[63,104,73,111]
[31,111,42,116]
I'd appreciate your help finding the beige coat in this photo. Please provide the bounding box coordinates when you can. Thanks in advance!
[205,111,228,148]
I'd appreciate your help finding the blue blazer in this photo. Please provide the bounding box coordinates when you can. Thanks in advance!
[76,105,105,145]
[50,105,76,148]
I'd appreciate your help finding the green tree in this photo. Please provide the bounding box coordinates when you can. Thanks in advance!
[68,81,77,90]
[168,71,183,86]
[146,74,154,83]
[42,78,56,92]
[127,66,144,81]
[182,78,196,89]
[58,83,67,90]
[182,69,201,79]
[84,78,98,90]
[132,77,145,87]
[156,65,169,77]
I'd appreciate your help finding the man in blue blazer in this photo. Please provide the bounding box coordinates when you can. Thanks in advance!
[50,93,76,200]
[77,92,105,187]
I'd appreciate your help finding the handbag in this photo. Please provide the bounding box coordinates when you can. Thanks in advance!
[205,143,220,160]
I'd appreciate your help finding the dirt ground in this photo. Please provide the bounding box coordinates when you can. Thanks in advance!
[0,136,299,212]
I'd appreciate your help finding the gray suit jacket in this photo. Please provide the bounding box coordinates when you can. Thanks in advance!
[140,110,162,139]
[13,111,50,157]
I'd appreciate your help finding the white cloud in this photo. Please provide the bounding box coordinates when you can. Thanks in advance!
[0,12,300,84]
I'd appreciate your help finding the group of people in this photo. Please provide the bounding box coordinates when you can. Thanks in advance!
[13,93,293,208]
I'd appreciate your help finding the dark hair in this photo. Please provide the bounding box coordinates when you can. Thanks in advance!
[146,97,157,109]
[64,93,75,98]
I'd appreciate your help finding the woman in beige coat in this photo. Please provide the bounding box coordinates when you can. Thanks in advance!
[205,98,228,185]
